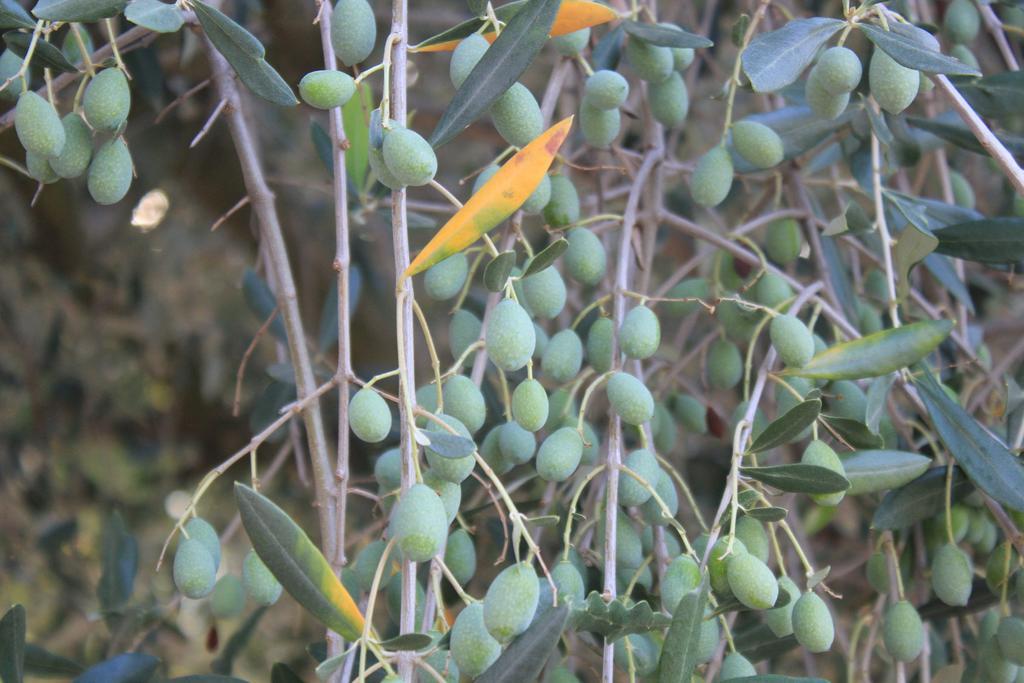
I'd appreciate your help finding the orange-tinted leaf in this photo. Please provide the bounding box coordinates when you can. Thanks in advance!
[404,116,573,278]
[413,0,618,53]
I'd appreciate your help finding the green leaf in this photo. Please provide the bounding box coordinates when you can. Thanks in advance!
[0,605,25,683]
[311,120,333,175]
[785,319,952,380]
[907,115,1024,157]
[211,608,266,675]
[32,0,127,22]
[656,579,709,683]
[744,506,787,522]
[73,653,159,683]
[820,415,884,449]
[728,677,829,682]
[378,633,433,651]
[858,22,980,75]
[733,624,799,663]
[242,268,288,343]
[235,484,365,639]
[270,664,305,683]
[317,267,361,352]
[343,82,373,191]
[523,238,568,278]
[418,428,476,458]
[742,464,851,494]
[748,399,820,453]
[411,1,526,51]
[124,0,184,32]
[932,217,1024,265]
[484,251,516,292]
[0,0,35,29]
[865,374,895,432]
[872,466,972,529]
[3,31,78,73]
[169,677,249,683]
[476,604,569,683]
[949,71,1024,120]
[591,23,623,71]
[914,368,1024,512]
[98,511,138,613]
[741,18,844,93]
[893,222,938,303]
[571,592,672,641]
[193,1,297,106]
[23,644,84,678]
[841,450,932,494]
[622,20,712,49]
[430,0,560,147]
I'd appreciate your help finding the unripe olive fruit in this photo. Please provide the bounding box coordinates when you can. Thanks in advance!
[536,426,583,482]
[765,218,803,265]
[545,388,578,431]
[801,439,846,506]
[87,138,133,205]
[950,169,976,209]
[520,173,552,215]
[368,144,404,190]
[696,610,721,663]
[512,378,549,432]
[620,305,661,360]
[424,253,468,301]
[735,516,769,563]
[83,68,130,132]
[828,379,867,421]
[614,634,659,676]
[727,552,779,610]
[607,371,655,426]
[720,652,757,680]
[352,540,390,593]
[950,43,979,71]
[651,402,677,454]
[883,600,924,662]
[586,317,614,373]
[664,277,708,317]
[41,115,91,182]
[866,550,890,594]
[997,617,1024,666]
[565,227,606,286]
[765,575,800,637]
[649,71,689,127]
[546,666,580,683]
[542,329,584,383]
[691,146,734,208]
[211,575,246,619]
[382,127,437,187]
[869,49,919,115]
[770,314,815,368]
[551,560,585,604]
[640,467,679,525]
[484,562,540,643]
[626,37,674,83]
[707,339,742,391]
[813,46,863,95]
[449,309,481,361]
[661,555,700,613]
[611,509,644,570]
[184,517,222,570]
[584,69,629,110]
[450,603,500,678]
[932,542,973,606]
[522,264,567,320]
[619,448,660,507]
[422,468,461,524]
[708,537,747,595]
[753,272,793,309]
[544,174,581,227]
[944,0,981,44]
[389,483,448,562]
[0,50,25,101]
[792,591,835,653]
[374,448,402,491]
[444,528,477,586]
[15,92,65,158]
[486,298,536,371]
[671,393,707,434]
[498,420,536,465]
[299,70,355,109]
[979,633,1017,682]
[579,420,600,466]
[242,550,283,606]
[986,542,1019,594]
[425,414,475,482]
[330,0,376,66]
[491,82,543,148]
[732,120,784,169]
[442,374,486,434]
[805,68,850,120]
[580,103,620,149]
[173,538,216,599]
[450,33,489,88]
[553,27,590,55]
[349,387,391,443]
[26,151,58,184]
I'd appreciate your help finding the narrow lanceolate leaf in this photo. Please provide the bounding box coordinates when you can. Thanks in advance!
[523,238,568,277]
[841,450,932,495]
[914,368,1024,512]
[23,644,84,677]
[749,399,820,453]
[873,466,972,529]
[741,18,844,92]
[125,0,185,33]
[430,0,560,147]
[406,117,572,277]
[211,608,267,676]
[3,32,78,73]
[908,116,1024,157]
[477,604,570,683]
[859,22,980,76]
[0,605,25,683]
[951,71,1024,120]
[742,464,851,494]
[378,633,434,652]
[418,429,476,458]
[98,511,138,613]
[484,251,516,292]
[932,218,1024,265]
[820,415,884,450]
[622,20,712,48]
[412,0,618,52]
[784,319,952,380]
[893,222,938,303]
[235,484,365,639]
[32,0,127,22]
[73,653,159,683]
[656,579,709,683]
[0,0,35,29]
[745,506,788,522]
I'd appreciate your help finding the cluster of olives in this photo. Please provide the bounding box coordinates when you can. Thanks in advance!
[172,517,282,617]
[943,0,982,70]
[9,64,133,204]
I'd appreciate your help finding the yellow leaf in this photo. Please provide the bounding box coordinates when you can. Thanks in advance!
[404,116,573,279]
[414,1,618,53]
